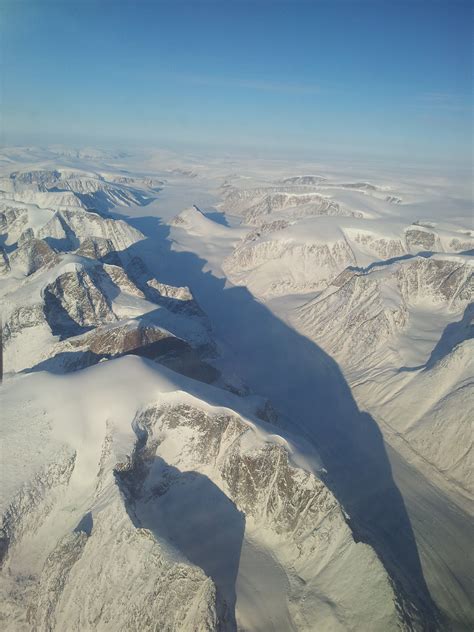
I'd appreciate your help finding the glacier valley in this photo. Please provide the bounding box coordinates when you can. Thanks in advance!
[0,145,472,632]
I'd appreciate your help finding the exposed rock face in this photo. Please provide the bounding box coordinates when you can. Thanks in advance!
[3,158,465,631]
[223,440,336,534]
[43,267,117,336]
[3,304,45,343]
[145,279,205,317]
[115,402,407,631]
[243,192,361,225]
[233,238,353,277]
[351,230,406,260]
[0,204,30,244]
[220,184,361,226]
[296,256,473,369]
[242,220,290,240]
[2,168,154,213]
[449,236,473,252]
[35,212,76,250]
[0,202,144,254]
[37,321,219,383]
[103,263,146,298]
[75,236,121,264]
[147,279,193,302]
[2,242,214,376]
[281,175,328,185]
[0,449,76,567]
[9,169,63,187]
[0,188,89,211]
[219,176,394,224]
[9,238,58,276]
[0,165,203,384]
[0,400,228,631]
[220,185,323,215]
[0,247,10,274]
[111,175,164,189]
[224,230,356,297]
[57,209,144,251]
[395,257,473,308]
[0,371,407,632]
[405,227,440,252]
[297,268,408,365]
[46,322,172,362]
[394,340,472,494]
[31,500,225,632]
[338,181,378,191]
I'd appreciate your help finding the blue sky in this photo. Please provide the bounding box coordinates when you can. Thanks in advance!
[2,0,472,163]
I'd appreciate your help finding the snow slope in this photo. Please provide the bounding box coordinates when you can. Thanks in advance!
[1,147,472,630]
[0,358,407,631]
[0,154,418,631]
[169,163,473,630]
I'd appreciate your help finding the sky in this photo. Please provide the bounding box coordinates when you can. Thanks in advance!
[1,0,472,164]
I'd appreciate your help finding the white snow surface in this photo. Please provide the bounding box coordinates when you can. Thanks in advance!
[0,145,473,631]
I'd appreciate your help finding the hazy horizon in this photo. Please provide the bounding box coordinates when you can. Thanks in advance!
[2,0,472,166]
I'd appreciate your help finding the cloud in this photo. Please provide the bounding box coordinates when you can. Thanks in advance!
[415,92,470,113]
[181,74,321,95]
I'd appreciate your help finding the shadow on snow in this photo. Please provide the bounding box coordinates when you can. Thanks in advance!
[119,213,442,629]
[33,209,443,629]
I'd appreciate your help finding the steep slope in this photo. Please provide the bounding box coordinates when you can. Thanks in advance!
[294,253,473,504]
[0,160,425,632]
[0,180,214,379]
[0,200,144,252]
[296,254,472,369]
[223,218,356,297]
[0,358,408,632]
[357,338,473,502]
[219,177,392,219]
[168,166,473,630]
[1,248,214,376]
[224,214,473,300]
[0,167,154,213]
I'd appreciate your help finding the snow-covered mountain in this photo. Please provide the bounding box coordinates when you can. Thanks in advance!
[0,167,155,213]
[1,241,213,377]
[220,177,472,301]
[216,169,473,630]
[294,254,473,496]
[221,172,472,481]
[1,356,412,631]
[1,150,472,631]
[0,199,144,253]
[296,254,472,370]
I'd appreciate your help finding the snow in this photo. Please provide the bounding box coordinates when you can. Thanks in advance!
[235,538,294,632]
[1,145,472,630]
[2,355,400,630]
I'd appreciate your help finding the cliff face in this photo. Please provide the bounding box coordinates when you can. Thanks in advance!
[0,363,406,631]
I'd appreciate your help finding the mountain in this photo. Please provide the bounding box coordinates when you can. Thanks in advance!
[294,254,473,497]
[221,177,472,301]
[0,150,472,631]
[296,254,472,371]
[1,356,410,631]
[0,168,155,213]
[0,158,410,632]
[210,168,473,629]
